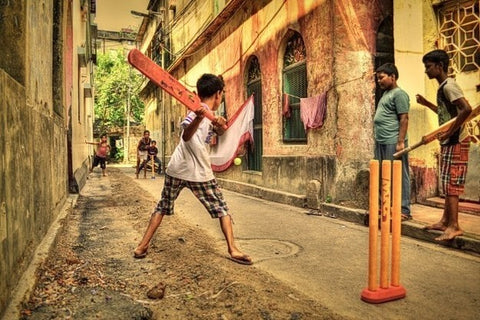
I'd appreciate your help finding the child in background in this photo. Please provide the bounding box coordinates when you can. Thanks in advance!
[138,140,162,174]
[85,134,111,177]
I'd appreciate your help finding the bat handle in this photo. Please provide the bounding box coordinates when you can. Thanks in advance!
[393,147,410,159]
[393,140,423,158]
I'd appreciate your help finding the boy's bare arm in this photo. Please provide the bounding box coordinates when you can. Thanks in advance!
[397,113,408,152]
[137,139,144,150]
[437,97,472,141]
[182,108,206,141]
[85,140,99,145]
[416,94,438,113]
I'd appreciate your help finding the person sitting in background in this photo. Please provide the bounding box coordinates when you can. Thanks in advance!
[138,140,162,174]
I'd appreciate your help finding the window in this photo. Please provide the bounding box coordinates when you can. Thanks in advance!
[438,0,480,73]
[246,56,263,171]
[282,32,307,142]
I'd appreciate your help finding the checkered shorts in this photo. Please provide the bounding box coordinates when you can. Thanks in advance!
[155,174,229,218]
[440,139,470,196]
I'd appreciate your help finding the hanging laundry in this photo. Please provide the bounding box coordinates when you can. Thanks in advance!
[210,95,255,172]
[300,92,327,130]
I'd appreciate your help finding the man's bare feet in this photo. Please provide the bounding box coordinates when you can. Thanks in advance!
[435,227,463,241]
[228,254,253,265]
[424,222,447,231]
[228,249,252,265]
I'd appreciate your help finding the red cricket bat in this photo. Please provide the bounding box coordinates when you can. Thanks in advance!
[128,49,226,129]
[394,104,480,158]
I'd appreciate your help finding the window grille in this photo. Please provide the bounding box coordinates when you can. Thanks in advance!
[438,0,480,73]
[246,56,263,171]
[283,33,307,143]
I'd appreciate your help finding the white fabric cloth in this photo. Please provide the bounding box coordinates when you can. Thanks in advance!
[166,103,216,182]
[210,96,254,172]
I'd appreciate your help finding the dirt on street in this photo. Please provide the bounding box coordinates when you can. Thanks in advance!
[20,168,345,320]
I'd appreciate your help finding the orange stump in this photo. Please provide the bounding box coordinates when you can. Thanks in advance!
[361,160,406,304]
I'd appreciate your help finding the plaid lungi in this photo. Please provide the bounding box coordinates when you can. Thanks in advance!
[155,174,229,218]
[440,139,470,196]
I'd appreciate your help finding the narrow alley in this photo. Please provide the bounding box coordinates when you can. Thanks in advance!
[9,166,480,320]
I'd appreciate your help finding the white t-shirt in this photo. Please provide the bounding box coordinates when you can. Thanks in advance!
[165,104,216,182]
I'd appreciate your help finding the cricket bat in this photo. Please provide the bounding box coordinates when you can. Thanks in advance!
[394,104,480,158]
[128,49,226,129]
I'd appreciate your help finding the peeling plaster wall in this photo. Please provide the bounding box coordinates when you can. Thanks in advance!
[0,1,92,316]
[0,0,66,312]
[146,0,390,209]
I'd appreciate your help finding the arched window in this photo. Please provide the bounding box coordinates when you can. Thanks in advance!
[282,32,307,142]
[246,56,263,171]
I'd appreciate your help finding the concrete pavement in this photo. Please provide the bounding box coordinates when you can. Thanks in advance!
[122,165,480,320]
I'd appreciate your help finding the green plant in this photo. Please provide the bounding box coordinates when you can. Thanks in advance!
[94,50,145,134]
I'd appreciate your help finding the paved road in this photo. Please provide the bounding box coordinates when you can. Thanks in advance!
[124,166,480,320]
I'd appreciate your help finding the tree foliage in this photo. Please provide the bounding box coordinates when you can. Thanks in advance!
[94,50,145,134]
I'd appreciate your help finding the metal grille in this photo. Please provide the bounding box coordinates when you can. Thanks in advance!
[283,62,307,142]
[438,0,480,73]
[247,77,263,171]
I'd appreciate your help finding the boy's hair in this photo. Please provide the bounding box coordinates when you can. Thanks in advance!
[422,49,450,72]
[143,130,150,134]
[376,63,399,80]
[151,140,156,144]
[196,74,224,99]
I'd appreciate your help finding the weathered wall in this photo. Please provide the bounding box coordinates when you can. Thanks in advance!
[331,0,385,204]
[152,0,388,209]
[397,0,480,202]
[0,66,68,319]
[0,0,67,313]
[0,0,94,316]
[71,1,95,190]
[0,0,25,84]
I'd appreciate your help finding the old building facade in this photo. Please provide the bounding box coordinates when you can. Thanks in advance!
[0,0,96,315]
[137,0,385,208]
[136,0,479,209]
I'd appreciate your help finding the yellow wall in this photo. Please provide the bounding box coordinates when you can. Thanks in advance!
[395,0,480,200]
[394,0,438,167]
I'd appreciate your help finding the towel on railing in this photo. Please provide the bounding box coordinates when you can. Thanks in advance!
[210,95,254,172]
[300,93,327,130]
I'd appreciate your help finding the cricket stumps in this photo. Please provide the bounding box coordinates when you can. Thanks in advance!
[361,159,406,304]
